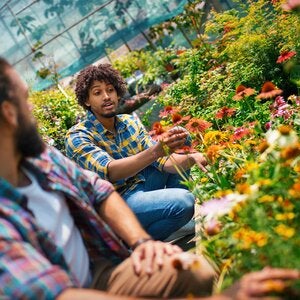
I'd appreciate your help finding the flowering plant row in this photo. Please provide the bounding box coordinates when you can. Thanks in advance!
[142,0,300,296]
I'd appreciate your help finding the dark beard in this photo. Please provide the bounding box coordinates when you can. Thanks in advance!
[101,112,117,118]
[15,112,45,158]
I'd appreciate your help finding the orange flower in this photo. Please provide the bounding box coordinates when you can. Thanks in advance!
[278,124,292,135]
[276,51,296,63]
[185,118,212,133]
[233,85,256,101]
[149,122,166,140]
[257,82,283,100]
[172,113,183,124]
[280,144,300,160]
[205,144,224,162]
[256,140,269,153]
[159,106,178,118]
[171,113,190,125]
[176,49,186,55]
[175,145,197,154]
[289,182,300,198]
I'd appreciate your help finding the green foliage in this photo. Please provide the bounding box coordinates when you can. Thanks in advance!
[30,88,85,152]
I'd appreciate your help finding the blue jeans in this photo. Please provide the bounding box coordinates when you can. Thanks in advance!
[122,166,195,240]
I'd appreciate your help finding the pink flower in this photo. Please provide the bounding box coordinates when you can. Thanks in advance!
[265,121,272,130]
[200,197,233,219]
[233,127,252,140]
[270,96,294,120]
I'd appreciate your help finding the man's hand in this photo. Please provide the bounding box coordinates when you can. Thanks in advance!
[222,267,300,300]
[190,152,208,172]
[130,240,182,276]
[157,127,189,156]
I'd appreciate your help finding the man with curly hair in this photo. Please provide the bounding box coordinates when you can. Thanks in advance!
[65,63,208,241]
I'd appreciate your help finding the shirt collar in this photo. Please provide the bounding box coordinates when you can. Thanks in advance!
[87,111,126,134]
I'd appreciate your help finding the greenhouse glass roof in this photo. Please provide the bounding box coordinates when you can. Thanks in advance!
[0,0,189,90]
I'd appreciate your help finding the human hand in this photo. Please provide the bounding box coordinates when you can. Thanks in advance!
[130,240,182,276]
[190,152,208,172]
[221,267,300,300]
[157,126,189,156]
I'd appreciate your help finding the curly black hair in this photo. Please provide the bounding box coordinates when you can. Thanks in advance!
[75,63,127,110]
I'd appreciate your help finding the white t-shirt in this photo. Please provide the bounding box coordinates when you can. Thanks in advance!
[17,169,91,287]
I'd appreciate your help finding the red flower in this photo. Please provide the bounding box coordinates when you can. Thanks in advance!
[233,85,256,101]
[175,145,198,154]
[176,49,186,55]
[257,82,283,100]
[276,51,297,63]
[149,122,166,140]
[159,106,178,118]
[185,118,212,133]
[171,113,191,125]
[215,107,236,119]
[233,127,252,140]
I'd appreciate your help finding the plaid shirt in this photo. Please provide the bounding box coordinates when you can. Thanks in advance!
[0,147,130,300]
[65,111,167,194]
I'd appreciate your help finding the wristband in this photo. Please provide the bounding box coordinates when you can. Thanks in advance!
[131,237,153,250]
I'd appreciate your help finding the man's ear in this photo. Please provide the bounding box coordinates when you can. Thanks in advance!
[0,101,18,127]
[84,98,91,108]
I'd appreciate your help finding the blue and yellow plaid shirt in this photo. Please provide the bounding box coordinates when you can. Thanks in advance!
[65,111,167,194]
[0,147,130,299]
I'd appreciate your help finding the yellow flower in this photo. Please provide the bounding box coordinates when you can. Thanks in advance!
[203,130,230,146]
[294,163,300,172]
[258,195,275,203]
[274,224,295,238]
[275,212,295,221]
[200,177,208,183]
[244,162,259,172]
[257,179,272,187]
[244,139,257,147]
[214,190,233,198]
[233,228,268,249]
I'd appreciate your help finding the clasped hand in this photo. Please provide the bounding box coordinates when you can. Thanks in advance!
[130,240,182,275]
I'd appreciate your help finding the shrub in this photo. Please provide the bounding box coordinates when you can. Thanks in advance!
[30,88,84,152]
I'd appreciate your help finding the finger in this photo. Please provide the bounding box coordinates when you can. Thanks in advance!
[169,126,188,134]
[196,161,208,172]
[143,242,156,275]
[164,243,182,256]
[255,268,300,281]
[131,248,143,275]
[154,243,164,268]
